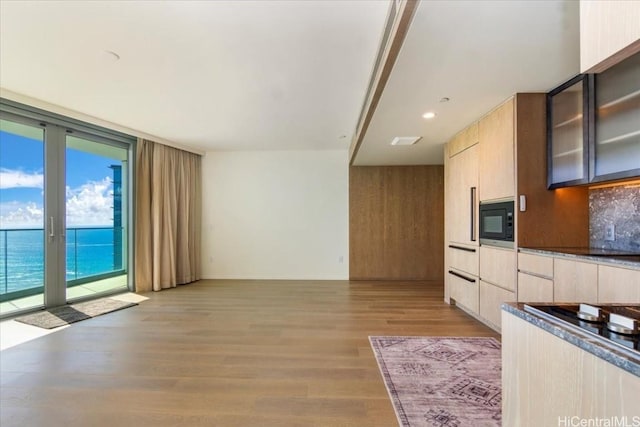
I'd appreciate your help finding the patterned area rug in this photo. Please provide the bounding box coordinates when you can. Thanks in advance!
[369,336,501,427]
[14,297,137,329]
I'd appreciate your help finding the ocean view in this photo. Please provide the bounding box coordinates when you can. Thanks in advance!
[0,227,120,295]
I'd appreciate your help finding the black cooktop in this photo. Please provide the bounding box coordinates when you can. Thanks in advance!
[525,304,640,353]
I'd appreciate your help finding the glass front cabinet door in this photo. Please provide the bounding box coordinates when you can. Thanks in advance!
[548,52,640,189]
[592,52,640,182]
[547,75,590,189]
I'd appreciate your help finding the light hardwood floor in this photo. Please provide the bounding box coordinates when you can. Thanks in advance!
[0,280,498,426]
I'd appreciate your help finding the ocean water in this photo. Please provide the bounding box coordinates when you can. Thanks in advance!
[0,228,121,295]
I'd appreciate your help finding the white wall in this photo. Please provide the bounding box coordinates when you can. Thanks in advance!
[201,150,349,280]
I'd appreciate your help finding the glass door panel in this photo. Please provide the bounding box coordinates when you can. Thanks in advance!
[593,52,640,180]
[0,118,45,315]
[65,134,128,301]
[548,75,588,188]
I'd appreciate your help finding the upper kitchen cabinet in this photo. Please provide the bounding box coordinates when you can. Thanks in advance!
[547,75,590,188]
[592,52,640,182]
[448,122,479,157]
[479,98,515,201]
[548,52,640,188]
[580,0,640,73]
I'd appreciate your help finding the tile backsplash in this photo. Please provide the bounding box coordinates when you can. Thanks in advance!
[589,185,640,252]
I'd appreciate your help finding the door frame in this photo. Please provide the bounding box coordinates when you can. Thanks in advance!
[0,100,135,314]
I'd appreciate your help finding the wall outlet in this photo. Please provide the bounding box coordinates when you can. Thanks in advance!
[605,224,615,241]
[338,255,344,264]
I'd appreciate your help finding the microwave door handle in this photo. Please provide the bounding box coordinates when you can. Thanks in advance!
[470,187,476,242]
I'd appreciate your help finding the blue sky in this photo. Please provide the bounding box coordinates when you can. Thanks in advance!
[0,130,119,228]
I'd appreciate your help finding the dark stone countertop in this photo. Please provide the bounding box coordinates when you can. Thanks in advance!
[502,302,640,377]
[519,247,640,269]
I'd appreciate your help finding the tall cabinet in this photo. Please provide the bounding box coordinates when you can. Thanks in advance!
[444,124,479,313]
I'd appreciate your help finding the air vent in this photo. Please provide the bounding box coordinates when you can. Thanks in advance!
[390,136,422,146]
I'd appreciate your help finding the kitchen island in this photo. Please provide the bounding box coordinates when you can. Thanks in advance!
[501,303,640,426]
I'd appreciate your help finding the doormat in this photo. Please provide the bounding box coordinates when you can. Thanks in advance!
[14,297,137,329]
[369,336,501,427]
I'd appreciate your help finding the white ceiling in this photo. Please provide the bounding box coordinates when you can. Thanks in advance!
[0,0,389,152]
[354,0,581,165]
[0,0,581,165]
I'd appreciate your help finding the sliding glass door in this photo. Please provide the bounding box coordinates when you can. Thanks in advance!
[0,108,132,316]
[65,132,129,301]
[0,117,46,312]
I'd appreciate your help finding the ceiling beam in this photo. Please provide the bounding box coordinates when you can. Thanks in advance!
[348,0,419,166]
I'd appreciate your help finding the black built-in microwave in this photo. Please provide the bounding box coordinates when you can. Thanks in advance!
[479,200,514,248]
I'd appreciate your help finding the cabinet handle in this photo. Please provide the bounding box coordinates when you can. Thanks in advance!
[470,186,477,242]
[448,244,476,253]
[448,270,476,283]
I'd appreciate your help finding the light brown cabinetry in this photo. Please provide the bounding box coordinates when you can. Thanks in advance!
[517,273,553,303]
[517,252,554,303]
[479,98,515,201]
[448,122,478,157]
[598,265,640,303]
[580,0,640,73]
[518,253,553,278]
[444,126,479,307]
[479,280,514,331]
[502,311,640,426]
[449,269,479,314]
[480,246,516,292]
[446,93,589,332]
[447,145,478,245]
[554,258,598,303]
[448,245,478,276]
[479,246,516,330]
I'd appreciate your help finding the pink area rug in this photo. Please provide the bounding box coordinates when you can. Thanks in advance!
[369,336,501,427]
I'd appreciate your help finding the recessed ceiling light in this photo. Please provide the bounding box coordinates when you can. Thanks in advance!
[390,136,422,146]
[422,112,436,119]
[439,97,450,103]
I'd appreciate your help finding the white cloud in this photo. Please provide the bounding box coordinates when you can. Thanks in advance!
[1,176,115,228]
[0,201,43,229]
[0,168,44,189]
[65,177,114,227]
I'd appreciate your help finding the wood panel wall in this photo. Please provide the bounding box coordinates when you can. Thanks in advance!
[349,165,444,280]
[515,93,590,248]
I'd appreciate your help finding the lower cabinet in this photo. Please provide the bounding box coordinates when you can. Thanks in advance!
[517,272,553,302]
[518,253,553,278]
[479,280,515,331]
[451,248,639,331]
[517,252,554,302]
[554,258,598,303]
[598,265,640,303]
[479,246,517,331]
[480,246,517,291]
[448,269,479,313]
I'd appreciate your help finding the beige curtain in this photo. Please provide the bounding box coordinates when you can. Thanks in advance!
[135,139,201,292]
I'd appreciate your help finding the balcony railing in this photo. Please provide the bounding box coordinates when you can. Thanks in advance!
[0,227,125,301]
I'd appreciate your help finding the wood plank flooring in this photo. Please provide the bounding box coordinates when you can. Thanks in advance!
[0,280,498,426]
